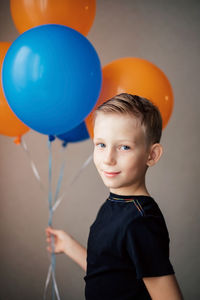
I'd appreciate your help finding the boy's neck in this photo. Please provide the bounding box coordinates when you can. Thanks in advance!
[109,182,150,197]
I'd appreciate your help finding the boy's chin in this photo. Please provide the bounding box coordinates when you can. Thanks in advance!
[102,180,121,190]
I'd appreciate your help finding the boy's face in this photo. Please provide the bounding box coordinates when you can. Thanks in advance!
[93,112,151,195]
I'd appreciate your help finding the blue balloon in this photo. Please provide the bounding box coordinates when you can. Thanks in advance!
[57,121,89,146]
[2,24,102,135]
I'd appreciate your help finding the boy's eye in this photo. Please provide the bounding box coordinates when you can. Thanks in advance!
[96,143,106,148]
[120,145,130,150]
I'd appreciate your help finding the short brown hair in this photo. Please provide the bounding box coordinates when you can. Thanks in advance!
[95,93,162,145]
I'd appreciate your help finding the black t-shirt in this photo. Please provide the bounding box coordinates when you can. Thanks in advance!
[84,193,174,300]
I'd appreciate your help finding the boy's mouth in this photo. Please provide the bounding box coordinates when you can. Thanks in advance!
[103,171,121,177]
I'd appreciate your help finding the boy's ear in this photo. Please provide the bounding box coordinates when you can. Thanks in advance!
[146,143,163,167]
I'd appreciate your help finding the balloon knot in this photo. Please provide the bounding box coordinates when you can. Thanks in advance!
[14,136,21,145]
[62,142,68,147]
[48,135,55,142]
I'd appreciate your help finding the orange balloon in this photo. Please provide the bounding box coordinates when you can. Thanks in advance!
[0,42,29,138]
[10,0,96,36]
[86,57,174,137]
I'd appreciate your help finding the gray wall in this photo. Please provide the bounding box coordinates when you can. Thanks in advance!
[0,0,199,299]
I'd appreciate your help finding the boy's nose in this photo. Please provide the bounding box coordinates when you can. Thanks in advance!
[103,149,116,165]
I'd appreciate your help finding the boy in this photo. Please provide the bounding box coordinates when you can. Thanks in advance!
[46,93,183,299]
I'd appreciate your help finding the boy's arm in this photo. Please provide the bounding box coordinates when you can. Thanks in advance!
[143,274,184,300]
[63,236,87,272]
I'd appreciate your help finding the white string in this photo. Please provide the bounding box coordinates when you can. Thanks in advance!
[21,137,45,191]
[43,265,61,300]
[43,265,52,300]
[21,137,92,299]
[52,154,93,212]
[52,269,61,300]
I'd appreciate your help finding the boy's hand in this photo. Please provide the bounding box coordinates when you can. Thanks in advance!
[45,227,87,271]
[45,227,73,255]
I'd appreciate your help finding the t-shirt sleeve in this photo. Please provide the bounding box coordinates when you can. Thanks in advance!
[125,215,175,279]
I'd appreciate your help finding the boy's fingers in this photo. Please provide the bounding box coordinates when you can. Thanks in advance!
[45,227,53,233]
[46,246,59,254]
[46,229,54,238]
[46,227,58,235]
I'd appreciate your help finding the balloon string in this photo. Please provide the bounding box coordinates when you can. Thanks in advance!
[48,139,53,227]
[45,139,60,300]
[21,136,59,298]
[44,145,92,299]
[54,146,67,205]
[48,139,54,300]
[20,137,45,192]
[43,265,51,300]
[43,263,61,300]
[52,153,93,212]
